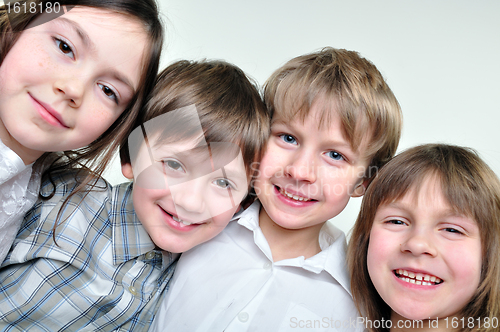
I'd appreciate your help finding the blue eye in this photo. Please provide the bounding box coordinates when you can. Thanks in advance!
[280,134,297,145]
[327,151,344,161]
[97,83,118,104]
[54,38,74,59]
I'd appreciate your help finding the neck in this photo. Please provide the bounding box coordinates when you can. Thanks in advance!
[390,311,456,332]
[258,206,323,262]
[0,119,41,165]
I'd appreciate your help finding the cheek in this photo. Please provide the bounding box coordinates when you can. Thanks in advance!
[367,227,391,272]
[446,242,482,286]
[83,104,121,132]
[258,143,287,177]
[132,186,168,214]
[328,168,363,189]
[206,191,243,221]
[366,240,379,277]
[131,188,148,221]
[257,156,278,179]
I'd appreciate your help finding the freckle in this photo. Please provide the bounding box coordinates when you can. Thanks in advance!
[38,62,43,67]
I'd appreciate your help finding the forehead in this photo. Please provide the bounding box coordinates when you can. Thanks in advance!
[56,6,144,29]
[386,173,474,220]
[401,175,448,205]
[51,7,147,90]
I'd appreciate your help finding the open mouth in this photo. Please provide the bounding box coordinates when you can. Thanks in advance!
[160,206,203,227]
[394,269,443,286]
[276,186,316,202]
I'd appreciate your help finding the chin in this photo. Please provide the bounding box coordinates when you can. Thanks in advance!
[393,308,435,322]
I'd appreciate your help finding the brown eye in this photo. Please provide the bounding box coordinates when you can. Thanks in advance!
[59,42,71,53]
[55,38,74,57]
[102,86,113,97]
[97,84,118,103]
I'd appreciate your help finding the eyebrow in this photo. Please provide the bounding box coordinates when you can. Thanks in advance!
[384,201,469,220]
[56,17,95,51]
[54,17,137,93]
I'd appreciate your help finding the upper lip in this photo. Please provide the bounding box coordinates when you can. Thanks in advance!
[276,184,315,200]
[30,94,69,128]
[160,205,208,225]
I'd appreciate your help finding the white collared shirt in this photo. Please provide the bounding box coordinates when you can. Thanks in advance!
[151,201,364,331]
[0,139,39,264]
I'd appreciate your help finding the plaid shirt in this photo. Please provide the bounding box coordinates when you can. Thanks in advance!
[0,171,178,331]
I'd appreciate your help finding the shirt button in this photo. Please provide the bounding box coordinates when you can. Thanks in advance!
[263,262,272,270]
[238,312,249,322]
[146,251,155,260]
[129,286,138,296]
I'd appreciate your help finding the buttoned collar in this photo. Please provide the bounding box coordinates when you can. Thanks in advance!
[110,182,158,265]
[233,200,352,295]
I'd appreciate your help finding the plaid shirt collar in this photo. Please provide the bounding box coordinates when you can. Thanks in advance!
[39,175,159,266]
[110,182,158,265]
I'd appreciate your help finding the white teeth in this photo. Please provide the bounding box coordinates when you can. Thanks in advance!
[279,188,311,202]
[173,216,192,226]
[395,269,442,286]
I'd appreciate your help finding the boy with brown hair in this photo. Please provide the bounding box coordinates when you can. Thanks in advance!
[151,47,402,331]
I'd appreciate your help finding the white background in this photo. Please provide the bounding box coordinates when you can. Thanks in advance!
[109,0,500,236]
[4,0,498,236]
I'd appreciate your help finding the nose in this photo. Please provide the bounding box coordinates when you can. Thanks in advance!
[400,229,437,257]
[284,150,317,183]
[170,178,207,215]
[54,77,85,107]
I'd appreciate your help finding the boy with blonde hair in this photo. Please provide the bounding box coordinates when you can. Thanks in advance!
[151,48,402,331]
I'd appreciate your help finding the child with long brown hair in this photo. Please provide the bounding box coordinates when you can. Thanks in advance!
[348,144,500,332]
[0,0,163,263]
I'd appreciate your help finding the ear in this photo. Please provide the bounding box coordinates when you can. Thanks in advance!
[351,179,368,197]
[121,163,134,180]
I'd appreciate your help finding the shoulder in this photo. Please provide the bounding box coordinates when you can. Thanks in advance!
[318,222,353,294]
[39,169,111,202]
[24,170,114,231]
[0,139,29,183]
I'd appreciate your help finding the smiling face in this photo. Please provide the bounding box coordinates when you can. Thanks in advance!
[0,7,147,164]
[367,175,482,321]
[254,101,370,238]
[123,132,249,253]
